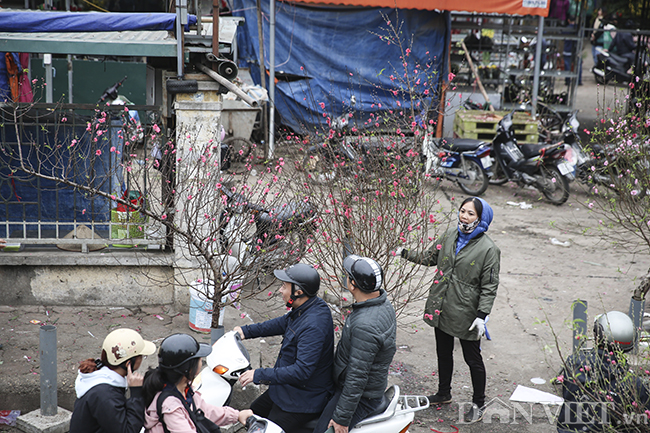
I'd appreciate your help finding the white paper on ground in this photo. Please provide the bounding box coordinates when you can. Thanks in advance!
[509,384,564,405]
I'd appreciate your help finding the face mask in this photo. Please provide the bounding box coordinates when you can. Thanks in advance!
[458,214,480,234]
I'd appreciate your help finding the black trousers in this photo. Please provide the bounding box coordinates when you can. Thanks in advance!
[312,388,382,433]
[435,327,486,407]
[250,390,320,433]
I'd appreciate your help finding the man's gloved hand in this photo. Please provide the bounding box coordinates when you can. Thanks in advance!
[468,317,486,338]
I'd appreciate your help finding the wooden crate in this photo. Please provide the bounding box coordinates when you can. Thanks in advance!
[453,110,539,144]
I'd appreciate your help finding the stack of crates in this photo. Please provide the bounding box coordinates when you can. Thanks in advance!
[453,110,539,144]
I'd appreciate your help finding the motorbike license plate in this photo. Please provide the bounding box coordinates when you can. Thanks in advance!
[480,155,492,168]
[557,161,573,176]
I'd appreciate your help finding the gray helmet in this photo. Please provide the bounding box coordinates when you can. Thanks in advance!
[593,311,635,353]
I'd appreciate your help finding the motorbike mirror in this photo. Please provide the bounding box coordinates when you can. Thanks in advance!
[569,115,580,133]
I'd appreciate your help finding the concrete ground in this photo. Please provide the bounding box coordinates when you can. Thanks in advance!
[1,44,645,433]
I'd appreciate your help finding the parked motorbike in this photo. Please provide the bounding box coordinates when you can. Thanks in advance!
[301,98,419,186]
[592,46,634,85]
[198,331,430,433]
[421,131,492,196]
[490,111,573,205]
[218,185,317,272]
[562,112,648,198]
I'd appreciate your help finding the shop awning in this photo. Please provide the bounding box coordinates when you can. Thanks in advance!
[293,0,550,16]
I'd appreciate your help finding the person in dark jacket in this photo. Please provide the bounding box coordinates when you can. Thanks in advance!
[401,197,500,424]
[313,255,396,433]
[235,263,334,433]
[557,311,650,432]
[69,328,157,433]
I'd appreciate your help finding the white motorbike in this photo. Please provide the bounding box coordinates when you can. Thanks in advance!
[197,331,430,433]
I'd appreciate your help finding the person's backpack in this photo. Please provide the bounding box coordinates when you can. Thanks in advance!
[156,387,221,433]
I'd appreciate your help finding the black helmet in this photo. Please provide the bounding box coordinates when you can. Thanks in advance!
[159,334,212,375]
[343,254,383,293]
[274,263,320,297]
[593,311,635,353]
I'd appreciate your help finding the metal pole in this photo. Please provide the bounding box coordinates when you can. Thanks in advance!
[65,0,73,104]
[572,299,587,354]
[268,0,275,158]
[67,55,73,103]
[629,297,645,354]
[212,0,219,62]
[531,15,544,118]
[175,0,187,78]
[40,325,57,416]
[44,54,53,104]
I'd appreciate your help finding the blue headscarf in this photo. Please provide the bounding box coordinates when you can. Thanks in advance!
[456,197,493,255]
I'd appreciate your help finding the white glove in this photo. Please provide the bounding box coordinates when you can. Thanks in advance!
[469,317,486,338]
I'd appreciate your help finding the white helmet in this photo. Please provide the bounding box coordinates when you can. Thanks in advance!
[593,311,635,353]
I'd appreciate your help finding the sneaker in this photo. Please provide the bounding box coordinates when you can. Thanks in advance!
[427,393,452,405]
[464,404,484,423]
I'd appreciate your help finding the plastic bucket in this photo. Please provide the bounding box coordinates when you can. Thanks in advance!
[189,281,215,333]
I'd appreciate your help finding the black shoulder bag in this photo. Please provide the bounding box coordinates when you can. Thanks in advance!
[156,387,222,433]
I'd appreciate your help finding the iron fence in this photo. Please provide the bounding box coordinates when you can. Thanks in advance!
[0,102,170,252]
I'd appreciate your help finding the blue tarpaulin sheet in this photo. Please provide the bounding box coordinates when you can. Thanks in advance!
[232,0,450,134]
[0,11,196,32]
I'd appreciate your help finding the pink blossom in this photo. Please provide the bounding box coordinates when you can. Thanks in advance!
[436,244,442,250]
[95,149,102,156]
[556,375,564,383]
[434,309,441,315]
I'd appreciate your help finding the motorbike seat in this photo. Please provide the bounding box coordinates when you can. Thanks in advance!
[437,138,488,152]
[355,385,400,427]
[518,143,563,159]
[257,202,316,226]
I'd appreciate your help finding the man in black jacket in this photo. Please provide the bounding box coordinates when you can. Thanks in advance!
[313,255,396,433]
[235,263,334,433]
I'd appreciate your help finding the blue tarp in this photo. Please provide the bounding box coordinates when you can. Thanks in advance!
[0,111,118,236]
[0,11,197,32]
[232,0,450,134]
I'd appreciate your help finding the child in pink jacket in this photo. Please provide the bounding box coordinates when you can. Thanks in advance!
[143,334,252,433]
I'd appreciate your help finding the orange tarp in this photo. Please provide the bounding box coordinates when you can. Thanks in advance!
[294,0,550,16]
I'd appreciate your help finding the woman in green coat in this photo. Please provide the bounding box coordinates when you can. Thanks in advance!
[401,197,500,424]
